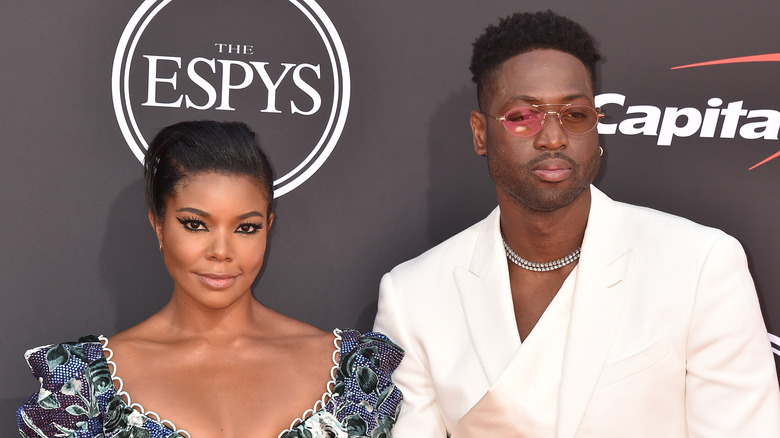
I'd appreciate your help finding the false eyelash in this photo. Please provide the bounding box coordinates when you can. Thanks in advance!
[177,216,207,232]
[236,222,264,234]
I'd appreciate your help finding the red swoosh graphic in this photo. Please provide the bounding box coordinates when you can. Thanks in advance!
[672,53,780,169]
[749,151,780,170]
[671,53,780,69]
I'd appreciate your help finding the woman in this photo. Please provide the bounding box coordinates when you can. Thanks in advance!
[17,121,403,438]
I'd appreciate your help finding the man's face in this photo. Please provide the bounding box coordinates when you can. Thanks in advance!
[471,49,601,213]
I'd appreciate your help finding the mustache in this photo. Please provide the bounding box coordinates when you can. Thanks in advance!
[527,151,577,167]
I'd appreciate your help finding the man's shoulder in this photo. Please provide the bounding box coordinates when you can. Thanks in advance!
[593,186,727,242]
[388,208,498,277]
[613,198,726,241]
[585,186,744,267]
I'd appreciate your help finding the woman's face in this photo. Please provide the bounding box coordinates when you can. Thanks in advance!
[151,172,273,310]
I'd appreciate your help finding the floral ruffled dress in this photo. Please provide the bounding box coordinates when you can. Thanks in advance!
[17,329,404,438]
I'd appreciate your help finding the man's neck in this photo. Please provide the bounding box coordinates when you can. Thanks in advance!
[497,187,591,263]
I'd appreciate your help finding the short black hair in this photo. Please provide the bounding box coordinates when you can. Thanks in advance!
[144,120,274,220]
[470,10,601,110]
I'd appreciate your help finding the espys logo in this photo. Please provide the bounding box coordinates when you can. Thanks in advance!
[112,0,350,197]
[771,333,780,358]
[596,53,780,170]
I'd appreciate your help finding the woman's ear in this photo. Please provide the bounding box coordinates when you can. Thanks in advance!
[149,210,164,249]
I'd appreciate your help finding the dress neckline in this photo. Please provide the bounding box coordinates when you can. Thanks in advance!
[100,328,343,438]
[277,328,342,437]
[100,335,191,437]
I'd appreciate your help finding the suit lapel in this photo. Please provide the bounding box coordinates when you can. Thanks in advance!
[451,188,634,436]
[454,208,522,386]
[557,187,634,438]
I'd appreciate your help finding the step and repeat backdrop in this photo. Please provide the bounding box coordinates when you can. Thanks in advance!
[2,0,779,432]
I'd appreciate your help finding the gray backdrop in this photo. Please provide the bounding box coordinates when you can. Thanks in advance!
[3,0,780,433]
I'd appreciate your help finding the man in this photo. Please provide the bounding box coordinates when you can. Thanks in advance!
[374,10,780,437]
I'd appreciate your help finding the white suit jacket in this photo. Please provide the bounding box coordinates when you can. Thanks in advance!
[374,186,780,437]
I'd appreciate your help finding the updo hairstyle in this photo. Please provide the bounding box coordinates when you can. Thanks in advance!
[144,120,274,221]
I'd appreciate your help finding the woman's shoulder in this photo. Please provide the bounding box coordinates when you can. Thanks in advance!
[267,320,406,373]
[253,308,335,356]
[333,330,404,425]
[22,334,108,380]
[280,329,404,438]
[263,307,329,335]
[18,335,116,437]
[336,328,405,373]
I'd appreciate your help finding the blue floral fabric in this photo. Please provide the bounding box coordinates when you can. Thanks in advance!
[18,330,404,438]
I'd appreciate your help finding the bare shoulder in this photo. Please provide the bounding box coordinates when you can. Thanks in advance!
[105,315,168,353]
[101,318,176,387]
[255,308,336,359]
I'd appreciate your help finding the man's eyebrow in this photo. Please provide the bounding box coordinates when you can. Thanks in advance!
[562,93,591,101]
[506,95,541,104]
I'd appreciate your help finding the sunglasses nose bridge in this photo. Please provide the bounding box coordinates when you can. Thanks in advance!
[538,110,564,130]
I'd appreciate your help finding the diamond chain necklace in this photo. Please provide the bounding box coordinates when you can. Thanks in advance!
[501,233,581,272]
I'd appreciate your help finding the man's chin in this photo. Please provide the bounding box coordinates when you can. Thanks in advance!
[512,184,590,213]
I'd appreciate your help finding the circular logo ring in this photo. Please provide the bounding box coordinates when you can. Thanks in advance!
[112,0,350,197]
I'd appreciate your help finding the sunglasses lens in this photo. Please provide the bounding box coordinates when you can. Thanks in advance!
[502,107,543,136]
[560,106,599,134]
[499,105,601,137]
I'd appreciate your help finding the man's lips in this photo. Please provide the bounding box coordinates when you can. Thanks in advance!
[533,159,572,182]
[197,273,238,289]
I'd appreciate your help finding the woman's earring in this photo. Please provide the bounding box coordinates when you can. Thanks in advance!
[599,146,604,157]
[159,244,163,253]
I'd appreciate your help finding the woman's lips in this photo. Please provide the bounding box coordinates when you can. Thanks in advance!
[197,274,237,289]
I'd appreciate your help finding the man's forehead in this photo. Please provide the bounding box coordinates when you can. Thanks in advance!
[504,90,591,101]
[499,50,590,81]
[493,50,593,101]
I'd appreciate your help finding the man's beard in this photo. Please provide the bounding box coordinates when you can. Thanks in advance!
[487,148,601,213]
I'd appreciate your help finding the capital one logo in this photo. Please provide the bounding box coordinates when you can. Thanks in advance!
[595,53,780,170]
[112,0,350,197]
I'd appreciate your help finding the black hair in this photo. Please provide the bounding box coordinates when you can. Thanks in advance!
[470,10,601,110]
[144,120,274,220]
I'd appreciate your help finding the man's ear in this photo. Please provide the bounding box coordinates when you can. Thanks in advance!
[470,110,488,156]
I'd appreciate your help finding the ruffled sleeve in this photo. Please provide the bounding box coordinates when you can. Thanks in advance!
[17,335,115,438]
[327,329,405,437]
